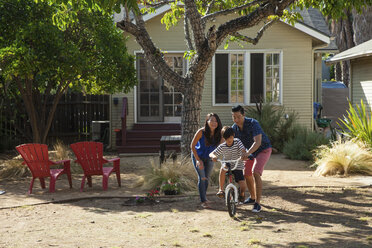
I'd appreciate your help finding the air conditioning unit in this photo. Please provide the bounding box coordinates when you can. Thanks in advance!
[91,121,110,144]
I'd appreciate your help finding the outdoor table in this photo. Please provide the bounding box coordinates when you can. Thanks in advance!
[159,135,181,165]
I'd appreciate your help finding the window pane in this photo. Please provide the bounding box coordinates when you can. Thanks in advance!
[266,67,272,78]
[231,54,237,65]
[273,67,279,78]
[250,53,264,103]
[150,106,159,116]
[231,66,237,78]
[274,79,280,92]
[164,106,173,116]
[164,93,172,104]
[175,105,182,116]
[238,79,244,90]
[140,106,149,116]
[273,90,279,102]
[238,67,244,78]
[230,90,237,102]
[238,54,244,65]
[150,93,159,104]
[238,91,244,103]
[174,57,183,68]
[266,54,272,66]
[266,91,272,102]
[164,57,173,67]
[231,79,236,90]
[140,93,149,104]
[266,79,272,91]
[273,54,279,65]
[215,54,229,103]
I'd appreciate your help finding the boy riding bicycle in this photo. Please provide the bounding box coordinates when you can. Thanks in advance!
[209,126,248,203]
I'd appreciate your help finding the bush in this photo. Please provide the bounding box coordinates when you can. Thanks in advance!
[140,157,197,192]
[246,102,297,151]
[312,139,372,176]
[283,125,329,161]
[338,99,372,146]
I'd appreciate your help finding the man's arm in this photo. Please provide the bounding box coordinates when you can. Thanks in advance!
[246,134,262,155]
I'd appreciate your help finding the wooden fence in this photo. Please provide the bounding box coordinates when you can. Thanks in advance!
[0,93,110,150]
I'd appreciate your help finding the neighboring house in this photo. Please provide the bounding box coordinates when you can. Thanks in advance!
[110,7,331,153]
[327,38,372,114]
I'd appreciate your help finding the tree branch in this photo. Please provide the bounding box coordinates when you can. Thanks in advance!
[140,0,176,8]
[215,0,295,47]
[202,0,265,23]
[117,14,186,90]
[232,18,278,45]
[184,0,205,53]
[184,11,194,50]
[205,0,216,15]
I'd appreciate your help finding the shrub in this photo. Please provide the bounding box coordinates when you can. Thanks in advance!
[338,99,372,147]
[283,125,329,161]
[246,102,297,152]
[312,139,372,176]
[140,157,197,192]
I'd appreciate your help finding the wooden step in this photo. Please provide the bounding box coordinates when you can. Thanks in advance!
[117,144,180,153]
[132,123,181,130]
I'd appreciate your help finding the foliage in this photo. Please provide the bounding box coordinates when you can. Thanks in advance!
[0,0,136,143]
[338,99,372,147]
[312,139,372,176]
[40,0,372,155]
[246,102,297,152]
[160,180,180,193]
[282,125,329,161]
[140,158,197,192]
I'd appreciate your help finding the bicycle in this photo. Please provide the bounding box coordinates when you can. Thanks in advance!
[217,158,242,217]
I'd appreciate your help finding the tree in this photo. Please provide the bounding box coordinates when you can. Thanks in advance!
[0,0,137,144]
[42,0,372,155]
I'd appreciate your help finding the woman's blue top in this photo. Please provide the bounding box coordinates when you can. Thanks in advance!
[195,131,217,159]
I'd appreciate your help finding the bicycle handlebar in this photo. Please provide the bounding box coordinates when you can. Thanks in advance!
[217,158,241,171]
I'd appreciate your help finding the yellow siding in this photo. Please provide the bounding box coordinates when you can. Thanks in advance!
[351,57,372,115]
[111,13,318,147]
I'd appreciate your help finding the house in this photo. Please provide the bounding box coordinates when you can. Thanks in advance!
[110,7,331,153]
[327,39,372,114]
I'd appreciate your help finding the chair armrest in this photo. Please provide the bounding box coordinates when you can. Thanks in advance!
[51,159,71,170]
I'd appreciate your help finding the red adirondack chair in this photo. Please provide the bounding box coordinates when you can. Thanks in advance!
[70,141,121,192]
[16,143,72,194]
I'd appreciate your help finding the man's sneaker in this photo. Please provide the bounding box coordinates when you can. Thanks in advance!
[243,197,255,204]
[252,203,261,213]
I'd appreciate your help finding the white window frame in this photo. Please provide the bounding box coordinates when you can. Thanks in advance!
[213,49,283,106]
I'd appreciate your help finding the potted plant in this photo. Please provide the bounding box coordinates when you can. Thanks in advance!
[160,180,180,195]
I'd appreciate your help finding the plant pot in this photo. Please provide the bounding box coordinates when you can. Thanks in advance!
[164,190,178,195]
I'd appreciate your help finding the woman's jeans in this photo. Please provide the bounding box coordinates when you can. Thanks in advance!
[191,154,214,203]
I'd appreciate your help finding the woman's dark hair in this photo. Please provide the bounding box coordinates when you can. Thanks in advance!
[221,126,235,140]
[232,105,245,115]
[204,113,222,146]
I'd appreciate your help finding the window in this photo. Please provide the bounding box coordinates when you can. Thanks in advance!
[163,55,184,117]
[214,51,281,105]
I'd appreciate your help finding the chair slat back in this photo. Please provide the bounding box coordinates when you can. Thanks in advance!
[71,142,104,175]
[16,144,51,178]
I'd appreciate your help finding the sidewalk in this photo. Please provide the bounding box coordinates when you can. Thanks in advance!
[0,154,371,209]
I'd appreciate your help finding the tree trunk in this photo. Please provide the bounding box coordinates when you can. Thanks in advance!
[180,78,203,157]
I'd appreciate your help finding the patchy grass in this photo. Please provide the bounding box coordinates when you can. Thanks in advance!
[202,233,212,238]
[248,238,261,245]
[189,228,199,233]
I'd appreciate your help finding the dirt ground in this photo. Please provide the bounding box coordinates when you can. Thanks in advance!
[0,153,372,248]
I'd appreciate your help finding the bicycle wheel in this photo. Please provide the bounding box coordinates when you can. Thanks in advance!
[226,187,237,217]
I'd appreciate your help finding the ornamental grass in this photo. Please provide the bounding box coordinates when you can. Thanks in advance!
[312,139,372,176]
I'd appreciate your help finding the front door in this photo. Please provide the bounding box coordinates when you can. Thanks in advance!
[137,54,163,122]
[137,54,184,123]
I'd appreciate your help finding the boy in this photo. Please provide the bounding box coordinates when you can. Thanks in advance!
[209,126,247,203]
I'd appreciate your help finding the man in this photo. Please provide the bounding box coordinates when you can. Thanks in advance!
[231,105,272,212]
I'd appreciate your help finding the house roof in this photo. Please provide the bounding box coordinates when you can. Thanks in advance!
[327,39,372,63]
[114,5,330,44]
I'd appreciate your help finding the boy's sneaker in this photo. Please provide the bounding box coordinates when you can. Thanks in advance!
[243,197,255,204]
[252,203,261,213]
[238,195,245,203]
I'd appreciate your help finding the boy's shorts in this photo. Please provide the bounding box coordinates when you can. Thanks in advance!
[231,170,244,183]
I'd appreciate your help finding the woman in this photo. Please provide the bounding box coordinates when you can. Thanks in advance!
[190,113,222,208]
